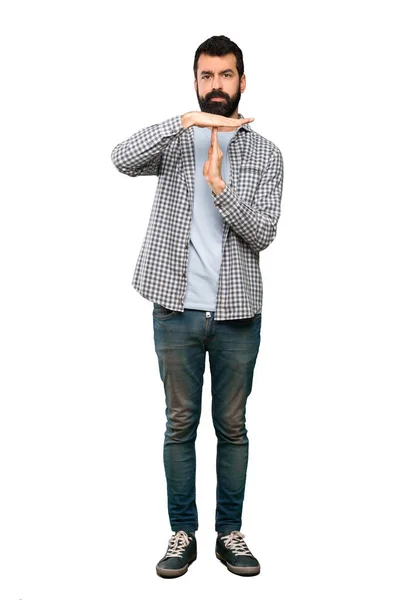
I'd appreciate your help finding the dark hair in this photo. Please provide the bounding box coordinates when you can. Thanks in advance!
[193,35,244,79]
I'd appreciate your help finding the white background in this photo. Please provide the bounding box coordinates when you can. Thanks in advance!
[1,0,399,598]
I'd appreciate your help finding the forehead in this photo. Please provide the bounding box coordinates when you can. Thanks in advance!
[197,53,238,74]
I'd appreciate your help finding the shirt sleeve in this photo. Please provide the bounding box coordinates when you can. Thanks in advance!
[213,147,284,253]
[111,115,185,177]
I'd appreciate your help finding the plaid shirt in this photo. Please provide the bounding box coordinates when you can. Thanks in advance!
[111,114,284,320]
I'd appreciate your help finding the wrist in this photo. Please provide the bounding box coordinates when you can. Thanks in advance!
[209,178,226,196]
[181,112,193,129]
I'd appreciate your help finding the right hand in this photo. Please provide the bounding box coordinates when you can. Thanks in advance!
[181,111,254,130]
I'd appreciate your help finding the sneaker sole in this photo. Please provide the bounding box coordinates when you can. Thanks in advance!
[216,552,260,576]
[156,554,197,578]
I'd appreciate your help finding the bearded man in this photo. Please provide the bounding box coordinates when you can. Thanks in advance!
[111,34,284,578]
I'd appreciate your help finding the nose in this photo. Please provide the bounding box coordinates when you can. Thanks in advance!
[212,75,223,90]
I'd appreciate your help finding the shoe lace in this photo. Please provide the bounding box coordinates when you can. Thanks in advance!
[165,531,192,558]
[220,531,252,556]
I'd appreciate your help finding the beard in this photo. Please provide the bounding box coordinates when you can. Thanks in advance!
[196,85,241,117]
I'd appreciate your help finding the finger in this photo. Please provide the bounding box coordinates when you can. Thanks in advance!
[235,118,254,126]
[213,114,254,125]
[212,127,219,148]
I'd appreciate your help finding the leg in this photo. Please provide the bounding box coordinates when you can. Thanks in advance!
[208,313,262,532]
[153,304,206,532]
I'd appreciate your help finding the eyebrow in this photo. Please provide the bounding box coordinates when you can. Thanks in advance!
[200,69,235,76]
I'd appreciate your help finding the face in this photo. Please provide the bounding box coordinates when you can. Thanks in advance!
[195,53,246,117]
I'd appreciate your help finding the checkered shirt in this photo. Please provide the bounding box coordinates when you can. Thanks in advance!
[111,114,284,320]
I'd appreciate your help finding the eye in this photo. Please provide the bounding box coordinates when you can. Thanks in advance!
[202,74,211,79]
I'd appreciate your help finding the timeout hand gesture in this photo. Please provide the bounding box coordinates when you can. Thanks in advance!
[181,111,255,194]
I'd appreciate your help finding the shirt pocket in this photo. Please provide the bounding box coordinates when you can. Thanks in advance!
[238,163,264,203]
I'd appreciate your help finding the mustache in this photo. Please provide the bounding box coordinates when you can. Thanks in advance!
[205,91,230,101]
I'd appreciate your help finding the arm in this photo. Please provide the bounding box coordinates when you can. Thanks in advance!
[111,115,185,177]
[111,112,254,177]
[212,147,284,253]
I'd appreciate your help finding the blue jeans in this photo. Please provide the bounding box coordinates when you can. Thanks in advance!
[153,303,262,533]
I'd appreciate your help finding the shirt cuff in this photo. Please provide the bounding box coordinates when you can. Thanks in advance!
[213,184,239,218]
[166,115,187,136]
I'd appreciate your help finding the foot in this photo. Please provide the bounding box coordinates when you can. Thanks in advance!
[156,531,197,578]
[216,531,260,576]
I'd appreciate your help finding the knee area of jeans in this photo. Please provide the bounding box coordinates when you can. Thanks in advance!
[213,421,248,444]
[165,418,200,443]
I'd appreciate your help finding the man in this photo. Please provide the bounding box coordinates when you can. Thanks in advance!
[111,35,284,578]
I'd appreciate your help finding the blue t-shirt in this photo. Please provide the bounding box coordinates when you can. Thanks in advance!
[183,127,236,311]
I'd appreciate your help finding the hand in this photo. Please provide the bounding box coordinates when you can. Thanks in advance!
[181,111,254,130]
[203,127,226,194]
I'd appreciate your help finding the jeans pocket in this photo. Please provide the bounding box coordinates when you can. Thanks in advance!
[152,303,178,320]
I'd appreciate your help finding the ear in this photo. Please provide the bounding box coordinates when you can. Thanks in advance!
[240,74,247,93]
[194,77,198,93]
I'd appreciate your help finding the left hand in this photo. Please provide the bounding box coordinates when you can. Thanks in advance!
[203,127,225,190]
